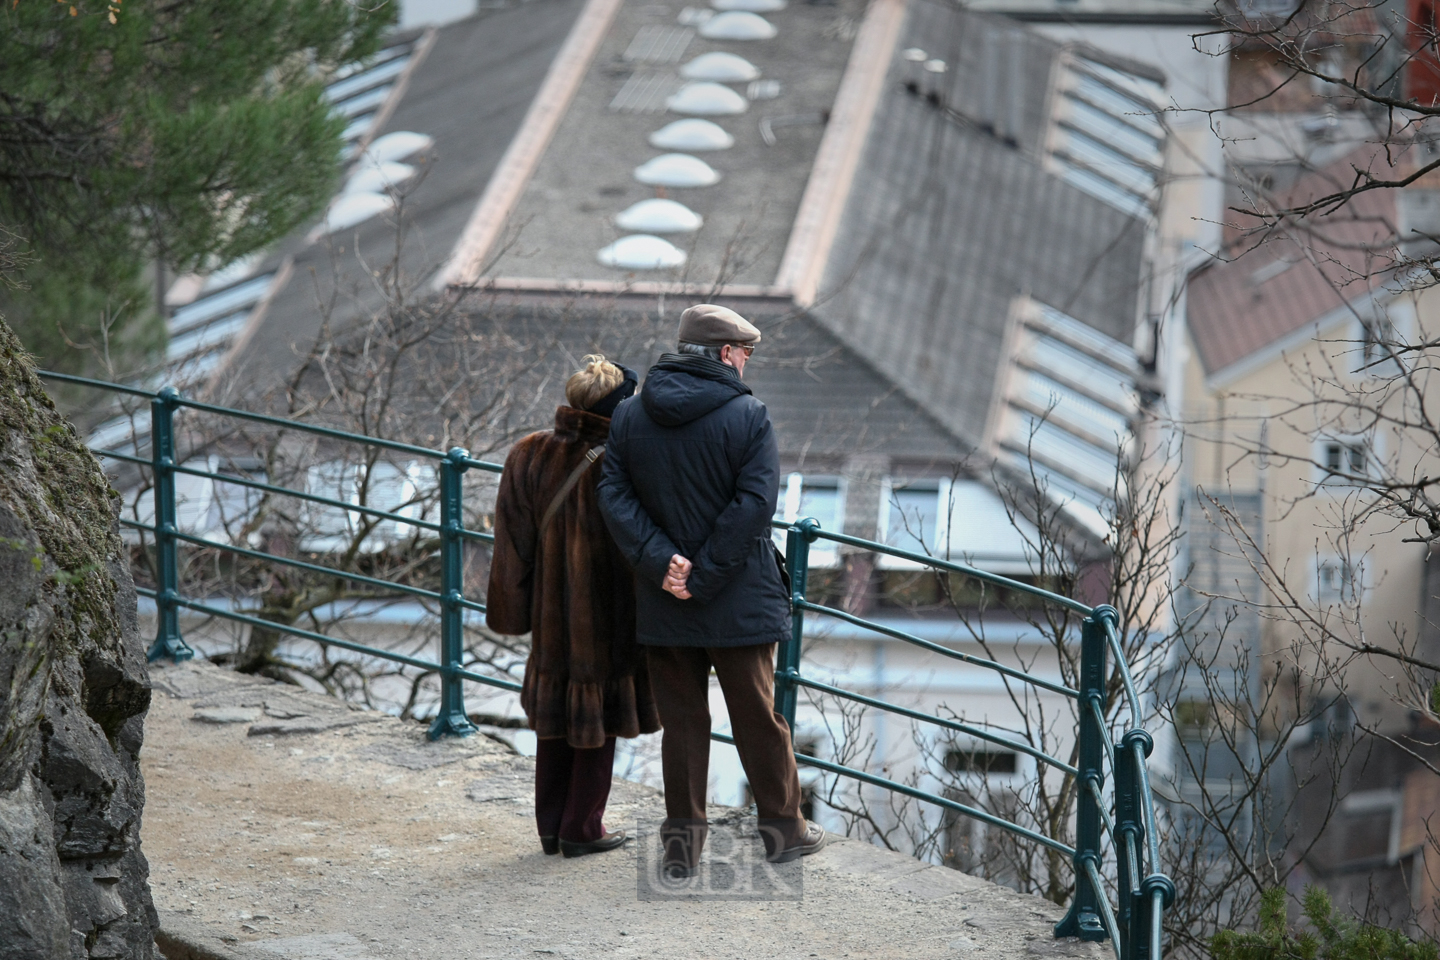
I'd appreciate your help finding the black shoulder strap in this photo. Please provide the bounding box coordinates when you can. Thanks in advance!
[539,445,604,536]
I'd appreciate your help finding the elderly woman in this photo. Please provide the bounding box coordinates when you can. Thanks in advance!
[486,355,660,857]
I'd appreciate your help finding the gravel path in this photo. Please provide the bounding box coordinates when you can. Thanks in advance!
[143,660,1105,960]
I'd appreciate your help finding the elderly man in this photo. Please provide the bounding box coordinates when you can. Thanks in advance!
[597,303,826,877]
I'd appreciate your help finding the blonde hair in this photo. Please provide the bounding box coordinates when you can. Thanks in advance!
[566,354,625,411]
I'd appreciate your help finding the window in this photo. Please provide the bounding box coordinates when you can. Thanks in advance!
[1316,556,1365,605]
[1325,441,1364,475]
[883,480,942,556]
[1046,57,1165,219]
[1360,316,1400,376]
[1315,438,1370,484]
[941,480,1039,574]
[300,460,431,552]
[774,473,845,567]
[944,748,1018,775]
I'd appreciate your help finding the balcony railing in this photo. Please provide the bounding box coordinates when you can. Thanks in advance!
[43,370,1174,960]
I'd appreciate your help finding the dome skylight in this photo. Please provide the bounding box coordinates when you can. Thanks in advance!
[634,153,722,187]
[324,192,395,233]
[649,119,735,151]
[698,11,776,39]
[680,52,761,82]
[344,161,414,194]
[666,81,748,116]
[615,199,704,233]
[598,235,687,270]
[362,131,434,163]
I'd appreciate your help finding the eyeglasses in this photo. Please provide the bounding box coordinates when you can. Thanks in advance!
[729,344,755,358]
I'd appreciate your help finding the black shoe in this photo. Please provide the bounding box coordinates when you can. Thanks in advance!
[769,822,827,863]
[540,835,559,856]
[560,830,628,858]
[661,862,698,881]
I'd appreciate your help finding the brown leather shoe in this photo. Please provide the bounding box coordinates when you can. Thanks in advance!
[560,829,628,858]
[770,822,827,863]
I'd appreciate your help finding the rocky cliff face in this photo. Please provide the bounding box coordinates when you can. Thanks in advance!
[0,320,158,960]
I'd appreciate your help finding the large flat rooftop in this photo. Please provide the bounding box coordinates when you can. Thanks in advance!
[485,0,861,287]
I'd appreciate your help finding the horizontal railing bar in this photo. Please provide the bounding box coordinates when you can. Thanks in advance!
[167,462,445,534]
[453,665,522,693]
[94,448,151,467]
[459,455,504,474]
[773,520,1092,616]
[457,528,496,544]
[170,395,451,461]
[120,518,159,534]
[790,674,1078,775]
[136,585,158,598]
[41,370,472,463]
[799,601,1080,699]
[457,597,487,614]
[166,598,515,692]
[175,597,522,697]
[38,370,160,399]
[172,598,443,672]
[167,530,442,601]
[710,732,1076,858]
[1082,857,1123,960]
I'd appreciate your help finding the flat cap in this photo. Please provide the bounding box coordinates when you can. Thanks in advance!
[677,303,762,347]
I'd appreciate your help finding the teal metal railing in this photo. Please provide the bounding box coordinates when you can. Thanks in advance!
[43,371,1172,960]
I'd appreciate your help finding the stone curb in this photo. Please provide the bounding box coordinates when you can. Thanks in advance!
[155,911,250,960]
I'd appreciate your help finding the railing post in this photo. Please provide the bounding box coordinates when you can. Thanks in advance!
[146,387,193,663]
[428,448,477,740]
[1115,731,1144,960]
[1055,611,1107,942]
[776,517,817,732]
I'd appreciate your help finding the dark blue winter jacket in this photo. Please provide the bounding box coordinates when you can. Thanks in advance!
[597,354,791,647]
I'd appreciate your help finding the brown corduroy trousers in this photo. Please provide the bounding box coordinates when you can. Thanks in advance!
[645,642,805,866]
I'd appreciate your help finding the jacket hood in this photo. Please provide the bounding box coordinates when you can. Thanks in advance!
[640,353,752,427]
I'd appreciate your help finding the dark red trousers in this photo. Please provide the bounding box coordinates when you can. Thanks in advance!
[534,736,616,843]
[646,643,804,866]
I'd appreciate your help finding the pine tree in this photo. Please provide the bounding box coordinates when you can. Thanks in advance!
[0,0,395,373]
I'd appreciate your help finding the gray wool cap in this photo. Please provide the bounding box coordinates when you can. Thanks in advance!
[677,303,762,347]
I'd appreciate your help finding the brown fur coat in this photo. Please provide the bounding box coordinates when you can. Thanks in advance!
[486,406,660,748]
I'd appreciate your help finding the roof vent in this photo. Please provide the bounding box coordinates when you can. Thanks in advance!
[615,198,705,233]
[649,118,736,151]
[363,131,434,163]
[698,11,776,39]
[598,235,688,269]
[666,81,748,115]
[324,192,396,233]
[681,52,761,82]
[712,0,785,11]
[747,79,781,100]
[344,161,414,194]
[634,153,721,187]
